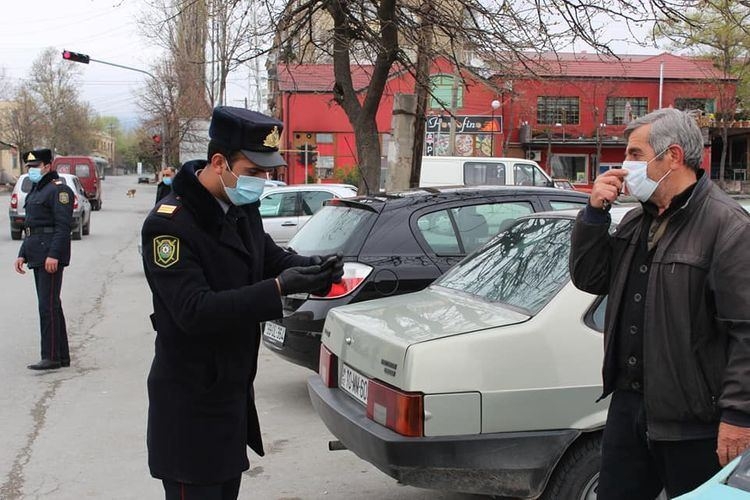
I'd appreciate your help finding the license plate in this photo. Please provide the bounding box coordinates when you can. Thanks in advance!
[263,322,286,344]
[340,363,368,406]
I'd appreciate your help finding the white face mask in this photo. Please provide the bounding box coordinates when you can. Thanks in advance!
[623,149,671,203]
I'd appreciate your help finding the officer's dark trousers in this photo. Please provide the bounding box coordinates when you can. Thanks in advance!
[598,390,721,500]
[162,477,241,500]
[33,267,69,362]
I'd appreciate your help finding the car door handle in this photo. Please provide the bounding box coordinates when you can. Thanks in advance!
[281,222,297,227]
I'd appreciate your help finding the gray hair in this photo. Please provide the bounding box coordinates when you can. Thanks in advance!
[623,108,704,170]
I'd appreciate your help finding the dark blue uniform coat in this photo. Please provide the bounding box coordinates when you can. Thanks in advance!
[141,160,313,484]
[18,171,73,267]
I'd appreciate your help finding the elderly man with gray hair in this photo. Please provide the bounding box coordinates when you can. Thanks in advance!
[569,107,750,499]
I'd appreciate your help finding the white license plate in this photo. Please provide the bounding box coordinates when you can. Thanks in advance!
[263,322,286,344]
[340,363,368,406]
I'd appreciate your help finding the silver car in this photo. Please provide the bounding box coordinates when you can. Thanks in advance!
[259,184,357,244]
[9,173,92,241]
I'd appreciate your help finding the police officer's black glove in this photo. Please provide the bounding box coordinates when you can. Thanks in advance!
[276,265,333,296]
[310,253,344,283]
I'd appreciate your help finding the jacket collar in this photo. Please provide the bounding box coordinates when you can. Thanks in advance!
[172,160,226,231]
[33,170,59,191]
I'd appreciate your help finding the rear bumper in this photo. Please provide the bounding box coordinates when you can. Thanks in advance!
[307,375,580,498]
[262,323,321,371]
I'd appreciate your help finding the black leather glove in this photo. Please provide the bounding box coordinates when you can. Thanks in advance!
[311,253,344,283]
[277,265,333,296]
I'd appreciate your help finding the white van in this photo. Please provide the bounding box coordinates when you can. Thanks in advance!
[419,156,554,188]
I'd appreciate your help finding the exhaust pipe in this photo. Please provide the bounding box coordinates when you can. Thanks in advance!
[328,440,347,451]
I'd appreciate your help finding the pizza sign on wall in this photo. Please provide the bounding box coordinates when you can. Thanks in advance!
[424,115,503,157]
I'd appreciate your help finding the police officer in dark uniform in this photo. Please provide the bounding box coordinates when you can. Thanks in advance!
[14,148,74,370]
[155,166,176,204]
[141,106,344,500]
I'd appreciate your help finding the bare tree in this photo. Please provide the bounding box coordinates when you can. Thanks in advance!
[138,57,198,169]
[654,0,750,186]
[271,0,705,192]
[25,48,96,154]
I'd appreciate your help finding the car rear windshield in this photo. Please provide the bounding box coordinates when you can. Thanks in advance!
[286,204,378,255]
[435,217,574,315]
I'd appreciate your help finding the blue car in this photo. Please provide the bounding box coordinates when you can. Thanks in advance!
[676,451,750,499]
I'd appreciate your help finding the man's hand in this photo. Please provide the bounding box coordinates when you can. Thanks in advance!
[717,421,750,466]
[14,257,26,275]
[590,169,628,209]
[276,265,334,296]
[44,257,59,274]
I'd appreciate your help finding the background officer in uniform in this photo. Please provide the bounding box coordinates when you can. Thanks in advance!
[14,148,74,370]
[155,166,176,204]
[141,106,344,500]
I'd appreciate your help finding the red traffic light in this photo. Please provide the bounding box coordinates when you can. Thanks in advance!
[152,134,161,144]
[62,50,90,64]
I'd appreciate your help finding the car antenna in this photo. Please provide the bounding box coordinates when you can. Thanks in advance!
[343,137,370,195]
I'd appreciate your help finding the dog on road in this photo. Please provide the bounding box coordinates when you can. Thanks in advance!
[126,188,137,198]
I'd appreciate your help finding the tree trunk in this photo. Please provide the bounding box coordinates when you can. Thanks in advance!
[353,119,382,194]
[409,1,433,188]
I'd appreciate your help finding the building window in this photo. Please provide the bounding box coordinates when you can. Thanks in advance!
[674,98,715,114]
[430,75,463,109]
[316,133,334,144]
[537,97,579,125]
[551,154,588,184]
[606,97,648,125]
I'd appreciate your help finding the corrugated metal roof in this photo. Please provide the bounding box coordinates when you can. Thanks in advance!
[275,51,734,92]
[519,52,733,81]
[276,64,375,92]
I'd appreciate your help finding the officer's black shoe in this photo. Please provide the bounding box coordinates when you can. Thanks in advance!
[61,359,70,367]
[27,359,62,370]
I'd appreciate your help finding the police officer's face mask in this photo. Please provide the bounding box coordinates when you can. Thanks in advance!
[28,167,43,183]
[220,162,266,206]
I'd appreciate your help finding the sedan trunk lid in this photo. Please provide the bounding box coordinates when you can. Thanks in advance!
[322,285,529,388]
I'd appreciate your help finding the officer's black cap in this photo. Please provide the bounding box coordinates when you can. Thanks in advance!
[209,106,286,169]
[23,148,53,166]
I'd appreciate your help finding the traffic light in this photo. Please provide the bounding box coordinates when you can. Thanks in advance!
[297,144,318,165]
[62,50,90,64]
[152,134,162,144]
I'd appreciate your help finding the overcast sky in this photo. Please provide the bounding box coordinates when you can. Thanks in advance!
[1,1,660,131]
[0,0,251,129]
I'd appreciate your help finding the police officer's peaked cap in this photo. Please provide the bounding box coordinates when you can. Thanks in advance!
[209,106,286,169]
[23,148,53,166]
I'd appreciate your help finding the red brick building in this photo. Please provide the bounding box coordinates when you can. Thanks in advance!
[269,53,746,189]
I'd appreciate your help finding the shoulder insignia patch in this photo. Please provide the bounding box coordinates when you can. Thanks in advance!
[58,191,70,204]
[156,204,178,216]
[153,235,180,268]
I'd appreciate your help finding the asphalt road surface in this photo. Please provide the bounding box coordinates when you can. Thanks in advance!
[0,175,484,500]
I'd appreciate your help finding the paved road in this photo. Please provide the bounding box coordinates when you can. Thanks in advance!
[0,176,484,500]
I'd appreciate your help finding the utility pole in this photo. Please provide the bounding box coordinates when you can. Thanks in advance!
[448,74,459,156]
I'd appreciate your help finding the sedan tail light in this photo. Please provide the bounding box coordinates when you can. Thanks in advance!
[319,344,338,388]
[311,262,373,300]
[10,193,18,209]
[366,379,423,437]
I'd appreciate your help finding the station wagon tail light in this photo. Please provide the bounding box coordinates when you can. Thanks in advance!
[10,193,17,209]
[73,195,79,210]
[366,379,423,437]
[311,263,372,300]
[319,345,338,388]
